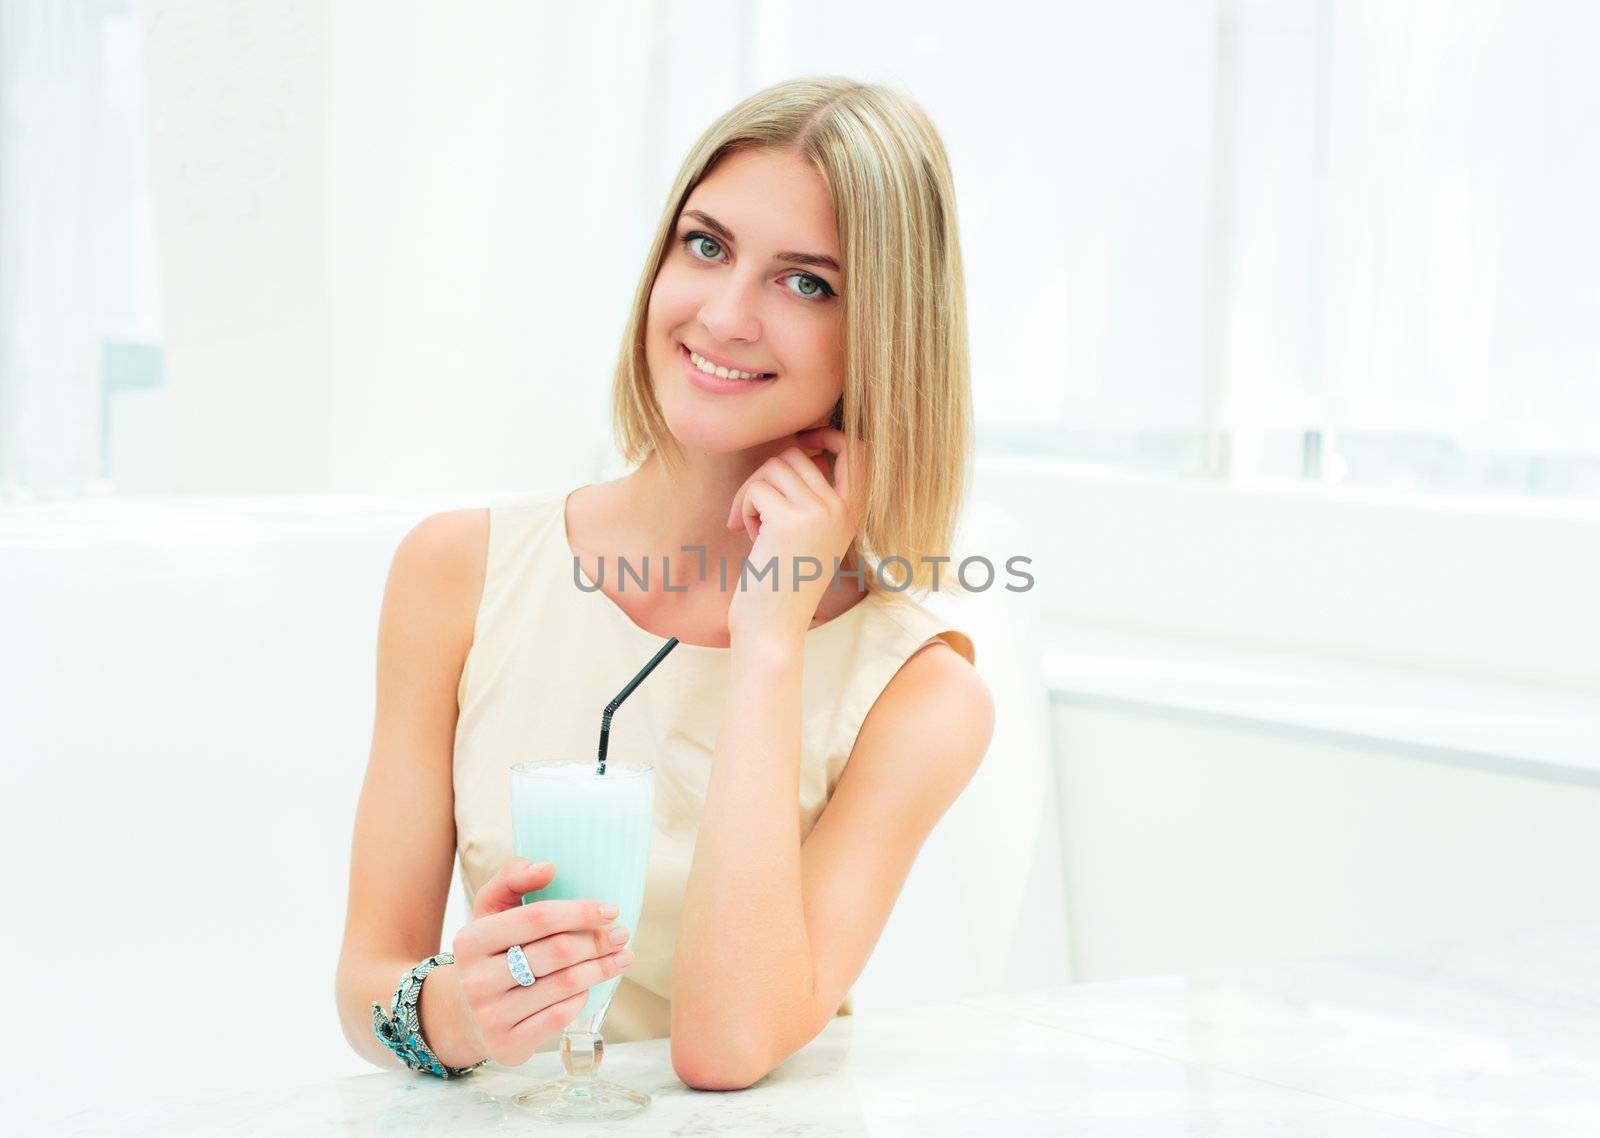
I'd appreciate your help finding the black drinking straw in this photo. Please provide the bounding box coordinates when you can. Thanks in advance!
[596,636,679,776]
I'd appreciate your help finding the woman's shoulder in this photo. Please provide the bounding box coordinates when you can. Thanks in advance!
[857,589,976,668]
[401,485,559,570]
[481,487,570,524]
[397,508,489,597]
[824,588,986,772]
[397,488,569,648]
[447,486,573,564]
[380,510,491,693]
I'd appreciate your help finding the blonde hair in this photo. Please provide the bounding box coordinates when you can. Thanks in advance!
[610,76,973,599]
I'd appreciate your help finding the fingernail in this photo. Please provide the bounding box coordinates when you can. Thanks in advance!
[608,926,631,945]
[613,950,635,967]
[598,903,619,919]
[529,861,552,874]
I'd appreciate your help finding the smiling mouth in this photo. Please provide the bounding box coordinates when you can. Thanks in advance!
[679,342,776,380]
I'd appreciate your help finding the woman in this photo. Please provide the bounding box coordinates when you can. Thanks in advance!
[335,75,994,1093]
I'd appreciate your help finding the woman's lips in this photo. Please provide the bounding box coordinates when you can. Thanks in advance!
[679,343,776,393]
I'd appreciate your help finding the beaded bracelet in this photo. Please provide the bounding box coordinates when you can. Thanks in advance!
[371,952,488,1079]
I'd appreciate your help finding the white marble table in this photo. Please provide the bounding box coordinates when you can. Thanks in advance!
[43,919,1599,1137]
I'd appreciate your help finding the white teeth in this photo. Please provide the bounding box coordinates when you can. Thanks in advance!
[689,349,769,381]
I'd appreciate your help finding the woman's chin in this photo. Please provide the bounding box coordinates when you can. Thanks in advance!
[661,409,785,454]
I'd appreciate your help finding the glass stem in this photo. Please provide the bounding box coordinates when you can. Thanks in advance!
[559,1027,604,1088]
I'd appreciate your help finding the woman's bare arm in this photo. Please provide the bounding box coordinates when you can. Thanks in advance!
[672,636,992,1090]
[334,508,489,1071]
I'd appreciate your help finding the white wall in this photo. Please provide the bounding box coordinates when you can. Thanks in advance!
[141,0,331,493]
[1000,455,1600,983]
[131,0,1226,497]
[1052,703,1600,982]
[978,456,1600,693]
[325,0,664,495]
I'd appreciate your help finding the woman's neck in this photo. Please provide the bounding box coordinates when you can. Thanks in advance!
[596,446,866,599]
[618,449,760,582]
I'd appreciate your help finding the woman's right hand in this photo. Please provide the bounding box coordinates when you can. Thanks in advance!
[450,857,635,1066]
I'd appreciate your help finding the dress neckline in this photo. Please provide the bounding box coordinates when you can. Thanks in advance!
[556,486,878,653]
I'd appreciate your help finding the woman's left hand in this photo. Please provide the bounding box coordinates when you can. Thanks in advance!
[724,427,865,651]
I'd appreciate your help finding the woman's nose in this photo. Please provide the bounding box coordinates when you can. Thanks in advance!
[698,272,764,342]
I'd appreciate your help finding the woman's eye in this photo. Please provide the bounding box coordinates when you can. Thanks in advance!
[684,233,723,261]
[785,273,831,300]
[679,232,835,301]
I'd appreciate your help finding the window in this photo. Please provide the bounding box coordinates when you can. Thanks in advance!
[978,0,1600,503]
[0,0,166,502]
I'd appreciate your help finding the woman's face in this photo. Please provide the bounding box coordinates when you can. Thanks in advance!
[645,147,845,453]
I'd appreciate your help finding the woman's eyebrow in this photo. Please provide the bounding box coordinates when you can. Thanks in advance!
[681,209,840,274]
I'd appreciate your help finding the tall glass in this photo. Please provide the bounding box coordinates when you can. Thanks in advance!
[506,758,654,1120]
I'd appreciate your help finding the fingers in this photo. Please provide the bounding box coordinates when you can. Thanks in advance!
[726,429,864,541]
[761,451,825,503]
[486,946,638,1038]
[735,461,809,541]
[794,427,859,501]
[513,924,632,989]
[741,481,784,542]
[725,442,835,533]
[778,445,836,498]
[477,945,638,1066]
[471,857,555,919]
[502,990,589,1059]
[455,857,639,1067]
[464,896,620,959]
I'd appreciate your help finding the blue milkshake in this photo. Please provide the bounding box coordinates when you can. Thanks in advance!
[510,757,654,1030]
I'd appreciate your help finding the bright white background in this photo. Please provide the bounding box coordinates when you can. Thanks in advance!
[2,0,1597,1124]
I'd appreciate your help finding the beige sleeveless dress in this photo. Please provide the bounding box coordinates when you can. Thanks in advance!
[451,487,976,1046]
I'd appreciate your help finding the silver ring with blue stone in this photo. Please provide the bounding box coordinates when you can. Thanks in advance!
[506,943,537,987]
